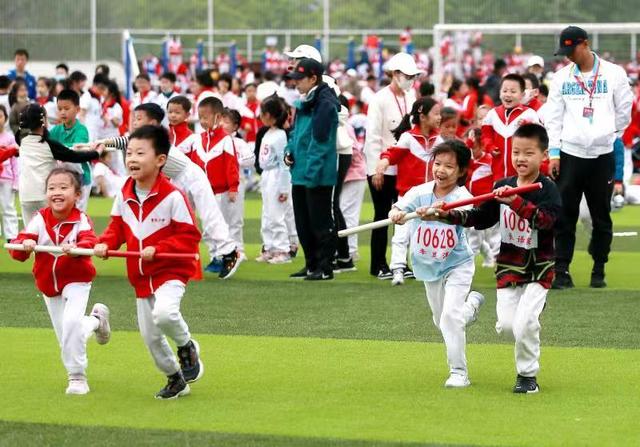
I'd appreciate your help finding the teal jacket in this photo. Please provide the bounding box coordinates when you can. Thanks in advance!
[286,82,339,187]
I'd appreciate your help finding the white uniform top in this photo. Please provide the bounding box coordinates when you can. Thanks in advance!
[79,91,102,141]
[394,181,474,282]
[259,128,290,194]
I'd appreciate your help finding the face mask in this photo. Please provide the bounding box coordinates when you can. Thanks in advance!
[54,74,66,81]
[522,89,535,105]
[395,74,413,92]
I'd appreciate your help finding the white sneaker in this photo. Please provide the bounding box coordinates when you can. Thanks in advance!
[391,269,404,286]
[268,252,292,264]
[238,252,248,262]
[466,291,485,325]
[66,374,90,395]
[444,373,471,388]
[91,303,111,345]
[482,259,496,268]
[255,251,273,262]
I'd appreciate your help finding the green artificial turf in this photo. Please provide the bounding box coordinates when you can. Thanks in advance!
[0,195,638,447]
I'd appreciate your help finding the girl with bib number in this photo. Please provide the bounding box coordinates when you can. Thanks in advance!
[389,140,485,389]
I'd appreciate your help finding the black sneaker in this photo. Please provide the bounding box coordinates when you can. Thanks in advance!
[155,371,190,399]
[513,375,539,394]
[376,266,393,280]
[334,258,356,273]
[590,272,607,288]
[403,268,415,279]
[289,243,298,259]
[304,269,334,281]
[290,267,309,279]
[551,271,574,289]
[219,250,241,280]
[177,340,204,383]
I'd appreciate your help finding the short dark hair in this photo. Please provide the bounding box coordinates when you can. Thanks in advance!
[129,125,171,157]
[46,167,82,193]
[57,89,80,106]
[134,103,165,123]
[14,49,29,59]
[195,70,214,88]
[440,106,458,122]
[95,63,110,77]
[494,59,507,72]
[167,95,192,114]
[522,73,540,90]
[431,140,472,185]
[513,123,549,150]
[221,108,241,128]
[160,72,177,83]
[500,73,525,92]
[69,71,87,83]
[198,96,224,114]
[218,73,232,86]
[56,63,69,73]
[419,80,435,97]
[135,73,151,82]
[92,73,109,87]
[0,75,10,90]
[539,84,549,97]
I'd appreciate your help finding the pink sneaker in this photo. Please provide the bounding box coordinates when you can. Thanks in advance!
[267,252,292,264]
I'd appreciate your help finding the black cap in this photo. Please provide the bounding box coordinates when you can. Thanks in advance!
[288,58,324,80]
[555,26,588,56]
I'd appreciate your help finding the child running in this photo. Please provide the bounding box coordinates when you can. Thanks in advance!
[431,123,561,393]
[94,125,203,399]
[9,168,110,395]
[389,140,485,388]
[374,97,442,285]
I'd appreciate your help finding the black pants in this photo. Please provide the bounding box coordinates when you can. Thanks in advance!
[292,184,336,273]
[555,151,614,270]
[367,175,398,275]
[333,154,352,260]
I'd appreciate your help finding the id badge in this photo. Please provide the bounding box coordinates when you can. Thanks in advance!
[583,107,594,118]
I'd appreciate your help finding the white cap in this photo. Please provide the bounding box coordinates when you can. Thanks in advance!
[284,44,322,63]
[527,55,545,68]
[346,68,357,77]
[383,52,422,76]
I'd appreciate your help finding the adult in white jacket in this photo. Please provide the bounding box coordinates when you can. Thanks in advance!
[364,52,419,279]
[545,26,632,289]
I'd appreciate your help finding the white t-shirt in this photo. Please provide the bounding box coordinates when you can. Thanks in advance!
[93,161,125,198]
[79,91,103,141]
[99,103,123,140]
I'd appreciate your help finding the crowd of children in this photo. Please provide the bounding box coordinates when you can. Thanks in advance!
[1,38,635,398]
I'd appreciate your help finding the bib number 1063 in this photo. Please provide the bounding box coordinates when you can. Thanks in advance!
[416,227,456,249]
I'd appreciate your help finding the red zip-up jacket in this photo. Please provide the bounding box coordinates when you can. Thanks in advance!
[169,121,193,147]
[481,104,540,179]
[98,174,201,297]
[379,125,441,196]
[0,147,18,176]
[9,207,97,297]
[188,126,240,194]
[466,151,494,196]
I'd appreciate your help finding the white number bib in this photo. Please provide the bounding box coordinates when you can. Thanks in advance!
[500,205,538,249]
[413,222,459,262]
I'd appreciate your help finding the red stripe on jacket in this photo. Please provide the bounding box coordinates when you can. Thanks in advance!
[188,126,240,194]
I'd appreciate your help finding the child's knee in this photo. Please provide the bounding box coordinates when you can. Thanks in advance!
[439,309,463,333]
[513,315,540,341]
[495,317,515,339]
[152,305,177,328]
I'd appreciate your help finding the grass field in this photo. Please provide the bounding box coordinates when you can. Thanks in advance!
[0,193,639,447]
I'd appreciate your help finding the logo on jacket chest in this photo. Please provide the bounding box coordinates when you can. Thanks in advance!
[561,79,608,96]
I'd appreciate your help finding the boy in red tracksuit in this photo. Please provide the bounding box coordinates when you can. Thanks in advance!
[9,168,110,395]
[187,96,240,231]
[482,74,540,180]
[465,127,499,267]
[93,125,203,400]
[167,95,195,153]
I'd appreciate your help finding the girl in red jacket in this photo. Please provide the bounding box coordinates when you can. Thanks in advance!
[374,97,442,285]
[9,168,111,395]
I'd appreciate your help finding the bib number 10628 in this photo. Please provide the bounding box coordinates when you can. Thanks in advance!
[414,225,458,261]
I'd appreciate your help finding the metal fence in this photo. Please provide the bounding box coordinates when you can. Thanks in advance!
[0,0,636,62]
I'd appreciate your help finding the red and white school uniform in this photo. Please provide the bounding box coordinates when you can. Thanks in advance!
[481,104,539,179]
[98,174,201,376]
[0,140,19,240]
[192,88,221,133]
[381,125,441,272]
[465,151,500,266]
[9,207,100,377]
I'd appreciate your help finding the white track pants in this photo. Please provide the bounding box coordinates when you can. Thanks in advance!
[390,222,410,271]
[44,282,99,376]
[136,280,191,376]
[340,180,366,257]
[0,181,18,239]
[260,170,291,252]
[173,164,235,259]
[496,283,548,377]
[466,224,500,263]
[216,190,244,252]
[424,260,476,376]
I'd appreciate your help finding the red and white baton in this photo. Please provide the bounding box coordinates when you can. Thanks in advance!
[3,243,200,260]
[338,182,542,238]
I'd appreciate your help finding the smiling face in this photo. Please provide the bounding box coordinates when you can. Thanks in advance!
[499,79,524,109]
[167,103,189,127]
[431,151,464,192]
[132,111,158,130]
[125,138,166,184]
[46,173,80,217]
[511,136,547,179]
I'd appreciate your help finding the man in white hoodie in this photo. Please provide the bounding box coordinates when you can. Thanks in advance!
[545,26,633,289]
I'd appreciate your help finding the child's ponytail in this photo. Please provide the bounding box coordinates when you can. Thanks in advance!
[17,103,47,144]
[392,96,438,141]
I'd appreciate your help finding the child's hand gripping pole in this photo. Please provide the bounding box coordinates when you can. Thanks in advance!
[3,243,200,260]
[337,182,542,238]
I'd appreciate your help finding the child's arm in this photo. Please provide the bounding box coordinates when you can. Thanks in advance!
[0,147,18,164]
[436,194,501,230]
[494,183,561,230]
[153,192,201,256]
[48,138,100,163]
[8,217,40,261]
[61,216,98,256]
